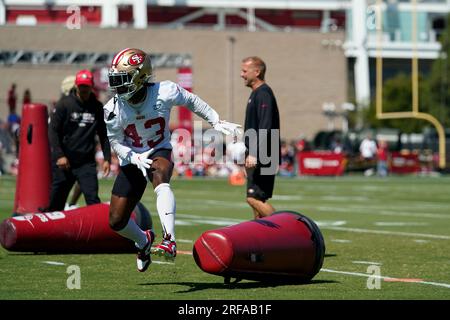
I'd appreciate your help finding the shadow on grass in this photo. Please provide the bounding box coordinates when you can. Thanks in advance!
[139,279,338,293]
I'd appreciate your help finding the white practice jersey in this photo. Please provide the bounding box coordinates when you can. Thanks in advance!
[104,80,219,166]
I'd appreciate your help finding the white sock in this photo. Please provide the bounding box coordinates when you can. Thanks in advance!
[154,183,176,241]
[116,219,147,249]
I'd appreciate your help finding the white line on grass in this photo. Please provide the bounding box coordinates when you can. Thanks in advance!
[331,239,352,243]
[177,239,193,243]
[321,268,450,289]
[42,261,66,266]
[352,261,382,265]
[315,206,450,219]
[413,239,430,244]
[374,222,429,227]
[152,261,175,265]
[323,226,450,240]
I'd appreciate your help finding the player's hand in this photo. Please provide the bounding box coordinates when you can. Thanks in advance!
[213,120,242,136]
[56,156,70,170]
[130,150,153,177]
[102,161,111,178]
[245,155,257,169]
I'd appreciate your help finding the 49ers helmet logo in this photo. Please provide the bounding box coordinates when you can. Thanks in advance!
[129,53,144,66]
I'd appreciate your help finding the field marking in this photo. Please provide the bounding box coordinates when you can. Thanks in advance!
[352,261,382,265]
[320,196,369,202]
[177,212,449,240]
[315,206,450,219]
[42,261,66,266]
[413,239,430,244]
[321,268,450,289]
[323,226,450,240]
[177,239,193,243]
[374,222,429,227]
[152,261,175,265]
[331,239,352,243]
[272,195,304,201]
[178,250,192,255]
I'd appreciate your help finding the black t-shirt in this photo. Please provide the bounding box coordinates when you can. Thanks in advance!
[48,92,111,167]
[244,83,281,165]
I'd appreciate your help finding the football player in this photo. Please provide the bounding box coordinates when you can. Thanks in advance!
[104,48,241,272]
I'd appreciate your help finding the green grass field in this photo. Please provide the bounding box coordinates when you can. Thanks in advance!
[0,175,449,300]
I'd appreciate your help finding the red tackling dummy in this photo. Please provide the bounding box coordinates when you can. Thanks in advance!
[0,203,152,253]
[13,104,51,214]
[193,211,325,283]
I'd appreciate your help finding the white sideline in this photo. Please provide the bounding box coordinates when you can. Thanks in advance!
[321,268,450,289]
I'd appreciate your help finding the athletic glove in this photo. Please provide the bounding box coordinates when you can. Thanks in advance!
[213,120,242,136]
[130,150,153,177]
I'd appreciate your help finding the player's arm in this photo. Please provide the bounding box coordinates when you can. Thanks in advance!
[171,82,241,135]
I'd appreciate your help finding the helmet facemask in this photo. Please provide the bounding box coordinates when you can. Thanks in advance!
[109,69,140,101]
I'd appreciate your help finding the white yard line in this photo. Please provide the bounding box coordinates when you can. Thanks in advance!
[323,226,450,240]
[42,261,66,266]
[321,268,450,289]
[374,222,429,227]
[331,239,352,243]
[352,261,382,265]
[315,206,450,219]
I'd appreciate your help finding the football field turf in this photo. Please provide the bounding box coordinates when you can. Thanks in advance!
[0,175,449,300]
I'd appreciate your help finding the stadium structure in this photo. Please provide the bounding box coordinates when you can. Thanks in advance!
[0,0,449,140]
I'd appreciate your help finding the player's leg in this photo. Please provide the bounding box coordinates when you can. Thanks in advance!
[109,165,155,272]
[147,149,177,259]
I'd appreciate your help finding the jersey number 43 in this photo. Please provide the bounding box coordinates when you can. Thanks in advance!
[124,117,165,148]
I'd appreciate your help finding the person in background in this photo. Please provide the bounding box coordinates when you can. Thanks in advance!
[47,69,111,211]
[376,139,389,177]
[23,89,31,105]
[60,74,82,210]
[359,133,377,176]
[7,83,17,114]
[241,56,281,219]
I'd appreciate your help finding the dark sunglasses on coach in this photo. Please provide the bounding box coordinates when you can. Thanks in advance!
[108,72,133,88]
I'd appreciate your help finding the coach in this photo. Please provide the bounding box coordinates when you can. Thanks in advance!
[241,56,281,219]
[47,70,111,211]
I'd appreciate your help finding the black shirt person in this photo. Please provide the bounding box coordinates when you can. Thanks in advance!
[241,56,280,219]
[47,70,111,211]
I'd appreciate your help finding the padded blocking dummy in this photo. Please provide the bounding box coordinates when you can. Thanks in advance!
[193,211,325,283]
[13,104,51,214]
[0,203,152,253]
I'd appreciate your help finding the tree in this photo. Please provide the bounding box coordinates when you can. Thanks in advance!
[363,73,429,133]
[426,13,450,128]
[363,14,449,133]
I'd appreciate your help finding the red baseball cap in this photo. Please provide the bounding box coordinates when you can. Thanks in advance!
[75,70,94,87]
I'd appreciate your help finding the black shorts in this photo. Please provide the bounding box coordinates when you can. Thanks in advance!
[246,165,276,202]
[112,149,172,198]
